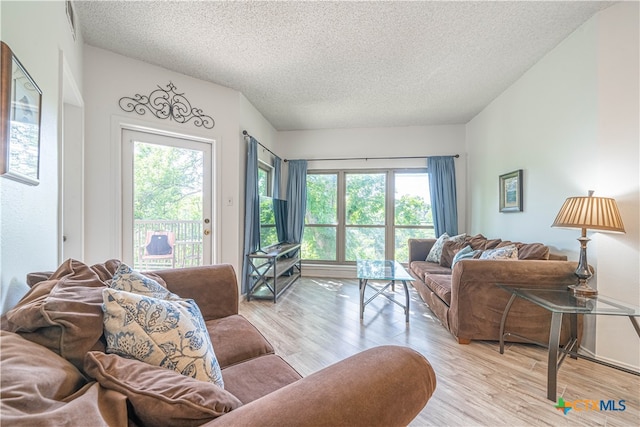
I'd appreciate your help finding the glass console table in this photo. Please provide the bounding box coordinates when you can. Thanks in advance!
[356,260,413,323]
[497,285,640,401]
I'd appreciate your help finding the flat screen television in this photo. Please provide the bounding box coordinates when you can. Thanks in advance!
[259,196,288,251]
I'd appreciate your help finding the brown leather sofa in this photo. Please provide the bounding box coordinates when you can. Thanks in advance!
[408,236,582,345]
[1,260,436,426]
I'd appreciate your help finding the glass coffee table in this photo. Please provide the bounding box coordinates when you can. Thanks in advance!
[497,285,640,401]
[356,260,412,323]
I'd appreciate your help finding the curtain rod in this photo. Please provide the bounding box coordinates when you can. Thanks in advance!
[283,154,459,162]
[242,130,280,159]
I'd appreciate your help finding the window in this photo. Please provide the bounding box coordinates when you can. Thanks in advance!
[303,169,434,264]
[258,162,277,249]
[345,172,386,261]
[303,173,337,260]
[393,172,434,262]
[257,164,271,197]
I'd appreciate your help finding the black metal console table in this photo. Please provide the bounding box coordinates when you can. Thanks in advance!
[247,243,301,303]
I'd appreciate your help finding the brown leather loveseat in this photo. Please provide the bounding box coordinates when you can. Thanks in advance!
[1,259,436,426]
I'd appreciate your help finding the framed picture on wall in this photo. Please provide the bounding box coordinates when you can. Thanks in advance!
[499,169,523,212]
[1,41,42,186]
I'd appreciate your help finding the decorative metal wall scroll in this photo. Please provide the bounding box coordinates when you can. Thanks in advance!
[118,82,215,129]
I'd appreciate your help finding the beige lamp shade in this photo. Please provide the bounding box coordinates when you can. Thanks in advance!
[552,192,625,233]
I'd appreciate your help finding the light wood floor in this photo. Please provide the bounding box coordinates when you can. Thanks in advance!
[239,277,639,426]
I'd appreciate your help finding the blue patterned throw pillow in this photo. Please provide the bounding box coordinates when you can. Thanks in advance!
[426,233,467,263]
[479,245,519,260]
[102,288,224,388]
[111,263,177,300]
[426,233,450,263]
[451,245,481,268]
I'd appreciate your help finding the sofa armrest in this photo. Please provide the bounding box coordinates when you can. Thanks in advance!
[408,238,436,263]
[206,345,436,427]
[449,259,579,341]
[154,265,239,320]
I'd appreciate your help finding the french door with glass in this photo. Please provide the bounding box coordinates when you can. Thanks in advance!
[121,129,213,270]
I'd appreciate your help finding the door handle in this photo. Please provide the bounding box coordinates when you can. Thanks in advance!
[204,229,211,236]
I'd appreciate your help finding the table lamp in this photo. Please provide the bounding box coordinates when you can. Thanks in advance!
[551,191,625,297]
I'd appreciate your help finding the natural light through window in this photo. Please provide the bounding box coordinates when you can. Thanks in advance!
[303,169,433,264]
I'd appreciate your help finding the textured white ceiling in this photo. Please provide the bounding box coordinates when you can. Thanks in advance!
[75,1,613,131]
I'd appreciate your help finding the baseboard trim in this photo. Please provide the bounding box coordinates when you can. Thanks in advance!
[578,347,640,373]
[302,263,356,279]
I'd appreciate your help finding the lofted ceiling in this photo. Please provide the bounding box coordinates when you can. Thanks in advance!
[75,1,613,131]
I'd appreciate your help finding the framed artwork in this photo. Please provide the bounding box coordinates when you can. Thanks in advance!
[1,41,42,186]
[499,169,523,213]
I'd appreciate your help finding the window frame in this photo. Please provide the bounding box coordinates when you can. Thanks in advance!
[303,167,433,264]
[258,161,277,249]
[257,160,273,197]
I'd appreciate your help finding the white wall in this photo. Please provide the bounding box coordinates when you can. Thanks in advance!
[593,2,640,371]
[466,2,639,369]
[240,94,279,159]
[0,1,83,313]
[83,46,244,275]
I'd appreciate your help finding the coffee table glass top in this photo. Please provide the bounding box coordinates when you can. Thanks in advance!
[497,285,640,316]
[356,260,412,281]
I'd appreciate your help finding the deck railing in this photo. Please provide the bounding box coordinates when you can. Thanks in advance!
[134,220,203,269]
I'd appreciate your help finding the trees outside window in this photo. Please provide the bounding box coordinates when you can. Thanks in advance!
[303,173,338,260]
[134,142,203,221]
[304,169,434,264]
[393,172,434,262]
[258,163,277,249]
[258,166,270,197]
[345,173,386,261]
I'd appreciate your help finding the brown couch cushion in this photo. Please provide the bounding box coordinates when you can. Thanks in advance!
[439,240,467,268]
[423,274,453,306]
[496,241,550,260]
[517,243,550,260]
[206,314,274,369]
[464,233,485,250]
[221,354,302,404]
[84,352,242,427]
[409,261,452,282]
[1,331,128,426]
[2,259,117,370]
[484,238,503,250]
[0,330,87,405]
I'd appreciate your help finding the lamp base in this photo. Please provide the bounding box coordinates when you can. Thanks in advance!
[568,283,598,298]
[570,234,596,298]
